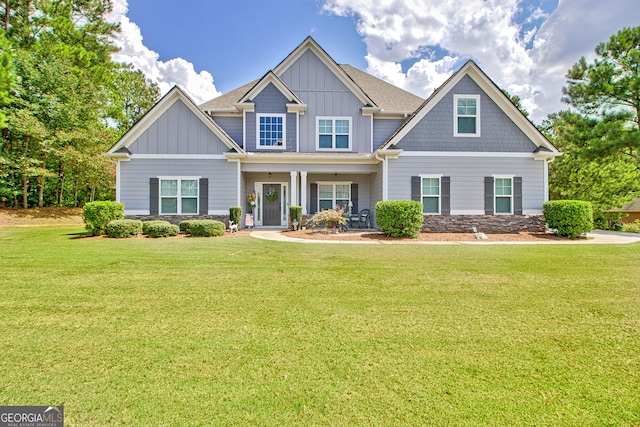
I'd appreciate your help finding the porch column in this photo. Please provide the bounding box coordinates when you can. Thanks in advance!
[290,171,298,207]
[300,171,308,214]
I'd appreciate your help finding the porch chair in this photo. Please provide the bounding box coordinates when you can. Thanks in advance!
[349,209,371,229]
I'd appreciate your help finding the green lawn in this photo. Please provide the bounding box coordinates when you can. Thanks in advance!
[1,226,639,426]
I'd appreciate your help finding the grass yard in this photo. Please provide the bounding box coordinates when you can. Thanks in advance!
[1,226,639,426]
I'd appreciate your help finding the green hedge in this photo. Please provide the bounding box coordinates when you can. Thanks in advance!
[142,220,179,238]
[106,219,142,238]
[375,200,423,238]
[187,220,226,237]
[179,220,197,234]
[543,200,593,238]
[622,219,640,233]
[83,201,124,235]
[229,206,242,225]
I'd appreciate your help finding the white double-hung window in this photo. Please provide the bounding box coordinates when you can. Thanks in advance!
[421,176,441,214]
[454,94,480,137]
[318,183,351,211]
[257,114,285,149]
[160,178,199,214]
[494,177,513,214]
[317,117,351,150]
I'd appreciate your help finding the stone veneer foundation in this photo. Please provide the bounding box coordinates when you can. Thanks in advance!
[422,215,546,233]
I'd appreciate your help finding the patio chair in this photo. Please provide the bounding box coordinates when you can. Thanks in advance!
[349,209,371,229]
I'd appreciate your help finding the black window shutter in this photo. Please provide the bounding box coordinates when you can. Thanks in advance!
[441,176,451,215]
[411,176,421,201]
[199,178,209,215]
[310,183,318,214]
[484,177,494,215]
[513,176,523,215]
[150,178,159,215]
[351,183,358,213]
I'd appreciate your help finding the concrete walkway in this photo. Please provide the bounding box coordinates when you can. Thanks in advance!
[250,229,640,245]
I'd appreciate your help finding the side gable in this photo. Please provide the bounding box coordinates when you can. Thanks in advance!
[107,86,243,157]
[380,61,560,157]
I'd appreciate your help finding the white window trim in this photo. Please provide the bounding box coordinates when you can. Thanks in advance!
[419,174,442,215]
[454,94,481,137]
[256,113,286,150]
[316,117,352,151]
[158,176,200,215]
[493,175,514,215]
[316,181,352,211]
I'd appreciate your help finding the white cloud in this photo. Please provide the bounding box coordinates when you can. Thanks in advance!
[106,0,220,104]
[323,0,640,123]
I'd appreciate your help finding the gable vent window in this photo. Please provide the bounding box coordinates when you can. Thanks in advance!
[454,94,480,137]
[257,114,285,149]
[317,117,351,150]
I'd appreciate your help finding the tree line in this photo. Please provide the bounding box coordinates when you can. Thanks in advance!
[0,0,159,208]
[0,4,637,213]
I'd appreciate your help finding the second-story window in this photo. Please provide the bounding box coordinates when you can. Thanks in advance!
[257,114,285,149]
[317,117,351,150]
[454,95,480,137]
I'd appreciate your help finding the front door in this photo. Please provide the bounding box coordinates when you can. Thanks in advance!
[263,184,281,226]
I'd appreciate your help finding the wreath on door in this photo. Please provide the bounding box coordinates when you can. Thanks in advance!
[265,186,278,202]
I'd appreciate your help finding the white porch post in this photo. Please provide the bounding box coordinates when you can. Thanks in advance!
[290,171,298,207]
[300,171,308,214]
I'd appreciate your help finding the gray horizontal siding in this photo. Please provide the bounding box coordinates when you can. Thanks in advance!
[212,116,243,146]
[388,155,545,213]
[396,75,537,152]
[279,49,371,153]
[128,99,230,155]
[119,159,238,214]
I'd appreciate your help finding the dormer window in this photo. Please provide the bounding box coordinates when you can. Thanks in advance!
[257,114,285,149]
[317,117,351,150]
[454,95,480,137]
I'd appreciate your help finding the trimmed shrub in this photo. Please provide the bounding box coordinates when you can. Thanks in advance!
[179,220,197,234]
[229,206,242,225]
[376,200,423,238]
[143,220,179,238]
[543,200,593,238]
[622,219,640,234]
[106,219,142,238]
[83,201,124,235]
[290,206,302,229]
[593,210,624,230]
[187,220,226,237]
[310,208,347,229]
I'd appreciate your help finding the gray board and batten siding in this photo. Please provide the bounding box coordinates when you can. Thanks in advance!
[278,49,372,153]
[395,75,538,153]
[388,155,545,214]
[212,116,243,147]
[127,98,231,155]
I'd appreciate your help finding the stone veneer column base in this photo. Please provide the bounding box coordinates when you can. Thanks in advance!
[422,215,545,233]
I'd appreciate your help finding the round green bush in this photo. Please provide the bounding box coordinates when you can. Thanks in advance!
[543,200,593,238]
[143,220,179,238]
[83,201,124,235]
[375,200,423,238]
[106,219,142,238]
[187,220,226,237]
[179,220,197,234]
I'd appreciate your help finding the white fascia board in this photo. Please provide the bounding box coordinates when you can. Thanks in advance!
[225,152,378,165]
[287,103,307,115]
[399,151,536,158]
[104,152,131,160]
[131,154,226,160]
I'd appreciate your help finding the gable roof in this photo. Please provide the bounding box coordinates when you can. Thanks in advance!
[378,60,560,156]
[200,37,423,116]
[106,86,244,157]
[609,197,640,212]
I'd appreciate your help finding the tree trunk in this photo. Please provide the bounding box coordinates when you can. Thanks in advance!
[37,175,44,207]
[22,173,28,208]
[90,186,95,202]
[57,162,64,206]
[4,0,9,32]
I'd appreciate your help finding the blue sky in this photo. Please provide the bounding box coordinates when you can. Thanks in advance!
[109,0,640,124]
